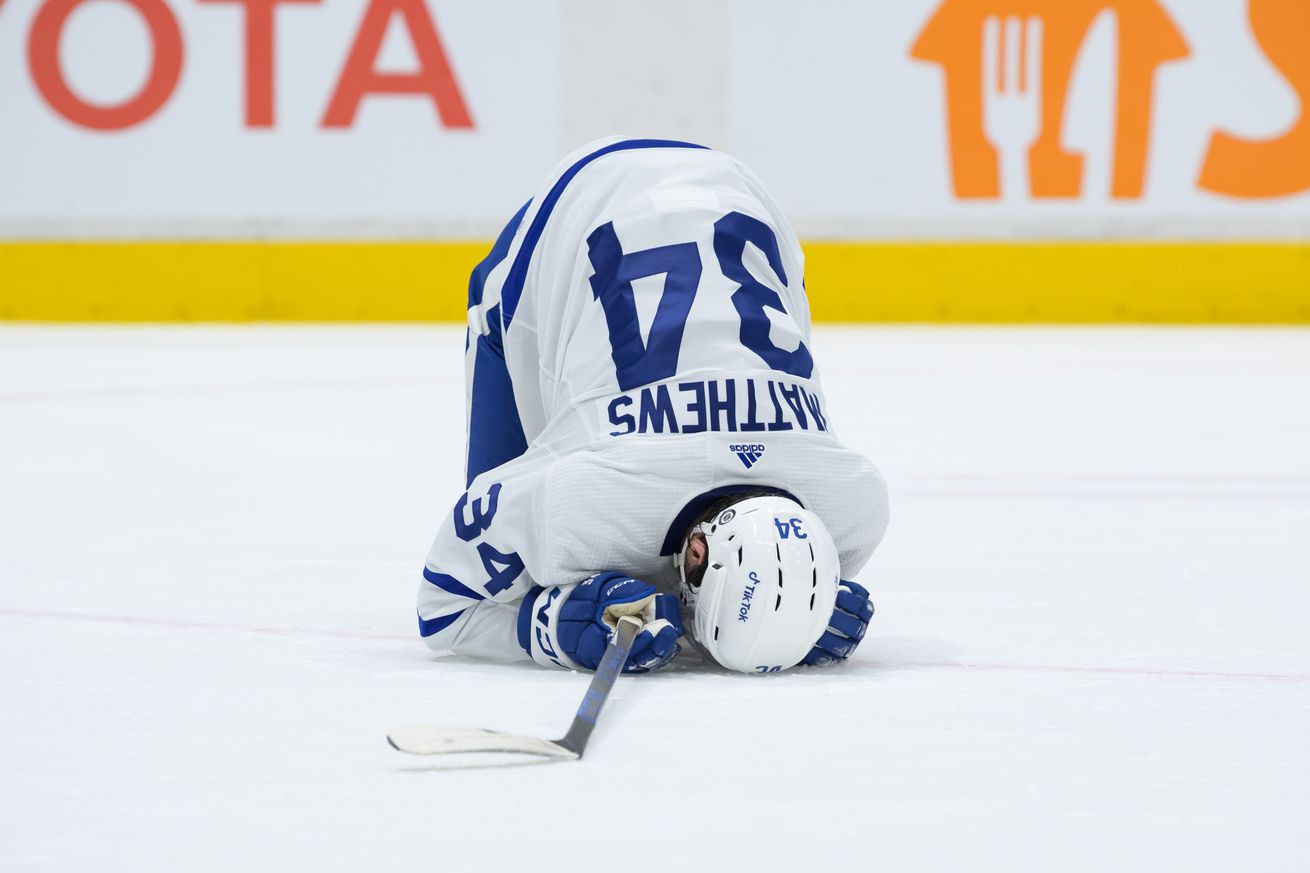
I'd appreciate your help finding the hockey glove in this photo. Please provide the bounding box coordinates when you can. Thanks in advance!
[802,580,874,667]
[518,572,683,673]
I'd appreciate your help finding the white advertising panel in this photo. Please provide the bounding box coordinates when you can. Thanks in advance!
[727,0,1310,238]
[2,0,1307,238]
[0,0,559,235]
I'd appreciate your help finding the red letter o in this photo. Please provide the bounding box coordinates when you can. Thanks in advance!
[28,0,183,131]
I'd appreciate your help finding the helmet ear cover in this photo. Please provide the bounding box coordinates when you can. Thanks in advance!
[674,496,841,674]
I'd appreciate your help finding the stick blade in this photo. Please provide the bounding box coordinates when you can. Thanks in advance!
[387,727,578,760]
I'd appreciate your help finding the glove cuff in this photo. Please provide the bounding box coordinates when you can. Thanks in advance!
[517,584,583,670]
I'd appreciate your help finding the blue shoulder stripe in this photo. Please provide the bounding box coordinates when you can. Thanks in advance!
[499,138,709,331]
[418,608,466,638]
[468,200,531,309]
[423,567,486,601]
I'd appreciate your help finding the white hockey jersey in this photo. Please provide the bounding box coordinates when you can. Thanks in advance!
[417,137,889,663]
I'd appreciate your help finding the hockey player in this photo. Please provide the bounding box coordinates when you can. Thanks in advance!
[417,137,889,674]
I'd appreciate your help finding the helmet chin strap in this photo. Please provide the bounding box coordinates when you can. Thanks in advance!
[680,624,716,664]
[672,522,720,656]
[671,542,714,661]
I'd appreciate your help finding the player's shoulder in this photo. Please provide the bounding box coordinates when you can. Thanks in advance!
[550,135,723,170]
[536,136,751,198]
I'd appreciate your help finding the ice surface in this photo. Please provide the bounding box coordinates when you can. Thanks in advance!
[1,326,1308,872]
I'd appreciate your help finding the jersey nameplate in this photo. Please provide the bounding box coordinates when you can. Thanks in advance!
[605,376,828,437]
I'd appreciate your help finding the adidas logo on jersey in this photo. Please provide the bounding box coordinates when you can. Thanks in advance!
[730,443,766,470]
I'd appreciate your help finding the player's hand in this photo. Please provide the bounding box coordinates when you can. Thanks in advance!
[802,580,874,667]
[519,572,683,672]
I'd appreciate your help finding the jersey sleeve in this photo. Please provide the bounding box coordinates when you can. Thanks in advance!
[415,448,554,662]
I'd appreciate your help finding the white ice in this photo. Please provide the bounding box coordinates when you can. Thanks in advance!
[2,326,1308,872]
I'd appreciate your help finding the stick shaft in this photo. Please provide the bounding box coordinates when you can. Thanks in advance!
[557,616,641,757]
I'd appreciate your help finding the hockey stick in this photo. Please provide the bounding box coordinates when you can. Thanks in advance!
[387,614,642,762]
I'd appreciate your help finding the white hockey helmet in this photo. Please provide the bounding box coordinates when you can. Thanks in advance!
[674,495,840,673]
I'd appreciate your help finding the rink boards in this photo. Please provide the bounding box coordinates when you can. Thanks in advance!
[4,2,1310,324]
[3,240,1308,323]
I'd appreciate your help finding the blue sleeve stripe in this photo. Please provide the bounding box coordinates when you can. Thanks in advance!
[423,567,486,601]
[418,608,467,638]
[500,138,709,331]
[516,585,544,654]
[468,200,531,310]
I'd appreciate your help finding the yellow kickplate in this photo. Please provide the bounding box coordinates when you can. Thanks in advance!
[803,242,1310,324]
[0,241,485,322]
[2,240,1308,323]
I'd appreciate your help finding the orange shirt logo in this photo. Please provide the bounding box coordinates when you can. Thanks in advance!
[912,0,1310,200]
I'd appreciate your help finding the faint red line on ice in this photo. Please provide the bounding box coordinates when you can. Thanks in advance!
[3,607,1307,683]
[0,607,412,643]
[879,659,1310,683]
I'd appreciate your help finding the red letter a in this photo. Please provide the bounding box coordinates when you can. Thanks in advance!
[322,0,472,129]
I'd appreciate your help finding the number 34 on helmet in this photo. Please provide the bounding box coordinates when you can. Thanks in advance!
[673,496,841,674]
